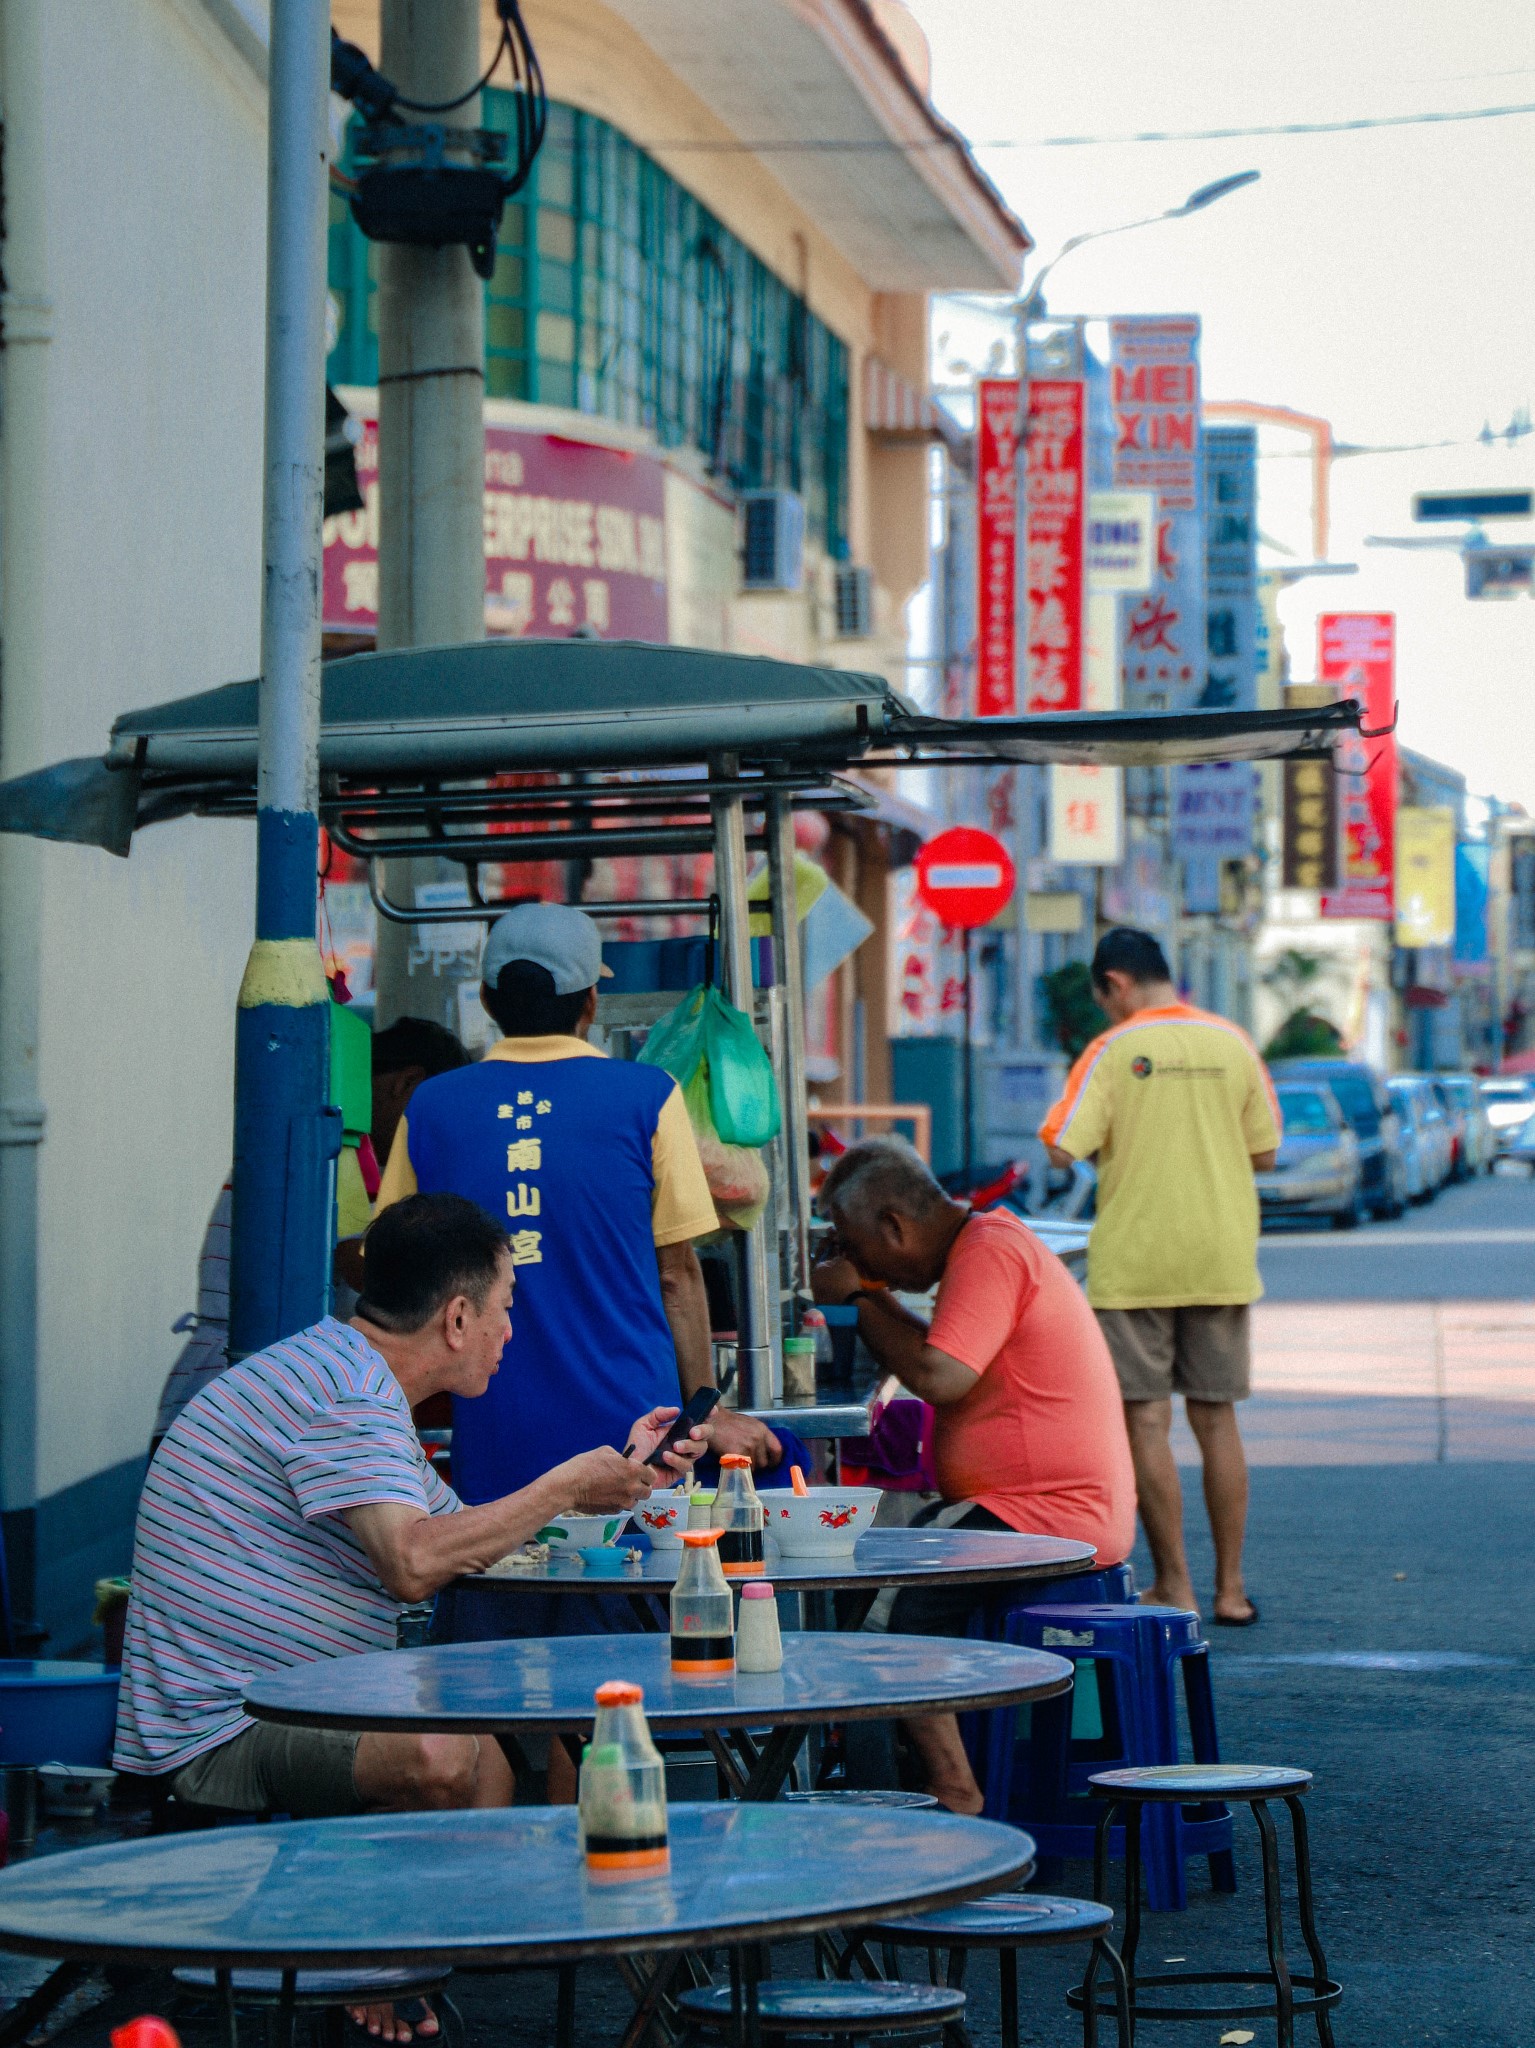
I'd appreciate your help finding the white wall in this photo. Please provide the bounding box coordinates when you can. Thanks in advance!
[27,0,268,1501]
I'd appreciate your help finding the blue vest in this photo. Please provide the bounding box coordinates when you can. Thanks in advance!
[403,1052,681,1503]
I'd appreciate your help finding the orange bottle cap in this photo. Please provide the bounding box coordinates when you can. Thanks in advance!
[719,1454,752,1469]
[594,1680,644,1706]
[680,1528,724,1547]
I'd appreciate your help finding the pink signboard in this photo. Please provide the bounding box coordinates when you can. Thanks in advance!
[1319,612,1397,922]
[322,416,669,641]
[1023,378,1085,712]
[974,377,1021,716]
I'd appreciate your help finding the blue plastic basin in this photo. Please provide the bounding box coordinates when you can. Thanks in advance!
[0,1661,120,1768]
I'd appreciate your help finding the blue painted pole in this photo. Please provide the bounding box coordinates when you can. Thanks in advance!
[228,0,339,1361]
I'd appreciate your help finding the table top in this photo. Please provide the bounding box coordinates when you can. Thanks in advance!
[245,1632,1073,1735]
[464,1526,1096,1598]
[0,1804,1036,1969]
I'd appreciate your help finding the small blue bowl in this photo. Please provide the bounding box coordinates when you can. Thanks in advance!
[579,1546,628,1576]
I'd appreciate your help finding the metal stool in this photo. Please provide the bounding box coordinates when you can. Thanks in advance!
[172,1966,458,2048]
[678,1977,964,2048]
[1077,1764,1341,2048]
[850,1895,1131,2048]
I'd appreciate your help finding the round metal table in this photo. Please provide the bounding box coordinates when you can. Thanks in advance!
[245,1633,1074,1800]
[447,1527,1097,1633]
[0,1805,1036,2048]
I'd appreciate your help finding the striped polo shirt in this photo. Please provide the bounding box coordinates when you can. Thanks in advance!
[115,1317,458,1776]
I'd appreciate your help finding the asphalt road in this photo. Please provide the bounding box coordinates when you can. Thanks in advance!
[1259,1166,1535,1300]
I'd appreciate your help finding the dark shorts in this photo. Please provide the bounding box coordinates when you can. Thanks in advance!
[885,1503,1015,1639]
[170,1719,364,1818]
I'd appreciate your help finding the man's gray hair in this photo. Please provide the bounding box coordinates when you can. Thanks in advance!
[818,1136,946,1231]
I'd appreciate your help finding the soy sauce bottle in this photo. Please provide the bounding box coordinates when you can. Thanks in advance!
[578,1680,669,1878]
[669,1529,735,1674]
[711,1453,766,1576]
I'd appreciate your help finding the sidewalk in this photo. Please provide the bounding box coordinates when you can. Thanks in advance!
[1171,1300,1535,1464]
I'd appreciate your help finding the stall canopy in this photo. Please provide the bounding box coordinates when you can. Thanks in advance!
[0,638,1363,858]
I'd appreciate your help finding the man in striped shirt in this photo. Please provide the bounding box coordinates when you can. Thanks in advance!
[116,1192,703,1822]
[1040,927,1280,1626]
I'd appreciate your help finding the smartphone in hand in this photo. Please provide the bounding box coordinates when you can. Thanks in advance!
[643,1386,721,1469]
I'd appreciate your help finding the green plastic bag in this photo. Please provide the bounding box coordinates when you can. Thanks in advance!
[639,984,781,1148]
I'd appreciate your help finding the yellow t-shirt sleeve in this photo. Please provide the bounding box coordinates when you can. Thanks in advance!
[651,1084,719,1247]
[372,1115,419,1218]
[335,1146,374,1240]
[1241,1055,1283,1154]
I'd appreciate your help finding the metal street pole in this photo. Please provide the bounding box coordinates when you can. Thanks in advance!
[371,0,487,1030]
[228,0,337,1359]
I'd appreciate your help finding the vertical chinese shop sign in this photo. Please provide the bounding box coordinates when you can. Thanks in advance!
[975,378,1021,716]
[1320,612,1397,921]
[1110,316,1204,712]
[1023,379,1085,712]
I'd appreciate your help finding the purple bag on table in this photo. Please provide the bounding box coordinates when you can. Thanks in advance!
[840,1395,936,1493]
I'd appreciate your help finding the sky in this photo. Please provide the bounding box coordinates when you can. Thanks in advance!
[903,0,1535,811]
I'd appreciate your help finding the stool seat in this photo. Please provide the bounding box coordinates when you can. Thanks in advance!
[1090,1763,1312,1801]
[173,1967,448,2005]
[781,1790,940,1810]
[677,1980,964,2036]
[863,1893,1114,1945]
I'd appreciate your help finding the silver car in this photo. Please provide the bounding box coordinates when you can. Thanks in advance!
[1388,1077,1452,1201]
[1438,1074,1494,1176]
[1481,1075,1535,1154]
[1256,1082,1364,1229]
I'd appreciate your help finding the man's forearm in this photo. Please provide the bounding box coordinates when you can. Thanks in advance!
[390,1468,579,1600]
[660,1245,714,1397]
[851,1291,933,1389]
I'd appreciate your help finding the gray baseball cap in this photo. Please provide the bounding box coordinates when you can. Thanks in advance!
[481,902,613,996]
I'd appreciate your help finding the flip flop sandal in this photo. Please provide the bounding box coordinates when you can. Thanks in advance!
[1212,1603,1261,1628]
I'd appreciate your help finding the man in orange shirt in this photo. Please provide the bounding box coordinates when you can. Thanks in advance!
[1040,927,1279,1627]
[813,1137,1134,1813]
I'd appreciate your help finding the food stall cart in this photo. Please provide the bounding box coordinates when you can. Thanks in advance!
[0,636,1362,1437]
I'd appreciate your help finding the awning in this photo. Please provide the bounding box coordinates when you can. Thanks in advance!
[0,638,1364,856]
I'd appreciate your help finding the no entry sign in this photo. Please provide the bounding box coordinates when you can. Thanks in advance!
[914,826,1016,930]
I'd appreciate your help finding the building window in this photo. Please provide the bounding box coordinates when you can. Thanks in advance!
[327,97,849,555]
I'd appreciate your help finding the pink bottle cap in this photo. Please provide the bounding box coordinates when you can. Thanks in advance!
[740,1582,776,1599]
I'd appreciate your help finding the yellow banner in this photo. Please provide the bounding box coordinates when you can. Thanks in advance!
[1394,807,1456,947]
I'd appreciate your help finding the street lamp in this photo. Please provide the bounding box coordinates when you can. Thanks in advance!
[1020,169,1261,323]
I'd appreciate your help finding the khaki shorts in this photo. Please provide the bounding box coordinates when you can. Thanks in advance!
[171,1719,365,1818]
[1096,1305,1251,1405]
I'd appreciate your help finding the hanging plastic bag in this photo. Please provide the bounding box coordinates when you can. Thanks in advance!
[701,989,780,1148]
[639,985,777,1231]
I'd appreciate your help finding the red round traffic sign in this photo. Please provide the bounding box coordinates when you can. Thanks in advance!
[913,825,1016,930]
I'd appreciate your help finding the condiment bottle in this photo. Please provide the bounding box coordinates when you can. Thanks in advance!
[578,1680,669,1878]
[736,1582,783,1673]
[669,1529,735,1674]
[687,1487,717,1531]
[711,1454,765,1576]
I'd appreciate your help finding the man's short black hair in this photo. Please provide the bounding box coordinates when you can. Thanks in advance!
[360,1194,509,1332]
[481,960,592,1039]
[372,1016,472,1078]
[1091,926,1171,991]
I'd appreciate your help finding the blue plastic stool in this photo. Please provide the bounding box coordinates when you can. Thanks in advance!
[995,1606,1234,1912]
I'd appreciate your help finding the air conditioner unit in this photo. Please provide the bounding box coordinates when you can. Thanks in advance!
[834,564,873,639]
[740,490,805,591]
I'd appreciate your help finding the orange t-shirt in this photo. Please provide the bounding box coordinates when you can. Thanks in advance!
[928,1210,1136,1566]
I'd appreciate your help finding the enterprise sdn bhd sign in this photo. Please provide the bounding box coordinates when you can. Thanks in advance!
[323,412,668,641]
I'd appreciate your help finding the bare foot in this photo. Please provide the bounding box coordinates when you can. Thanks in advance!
[926,1779,985,1816]
[347,2002,439,2042]
[1140,1581,1200,1616]
[1213,1594,1258,1625]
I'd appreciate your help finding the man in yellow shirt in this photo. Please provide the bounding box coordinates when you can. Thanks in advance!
[1040,927,1279,1625]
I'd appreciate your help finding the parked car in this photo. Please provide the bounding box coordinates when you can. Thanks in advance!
[1493,1113,1535,1177]
[1436,1074,1494,1176]
[1256,1083,1364,1228]
[1388,1077,1452,1201]
[1480,1075,1535,1154]
[1269,1059,1407,1218]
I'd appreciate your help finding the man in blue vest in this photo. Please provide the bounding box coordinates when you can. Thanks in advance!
[375,903,780,1499]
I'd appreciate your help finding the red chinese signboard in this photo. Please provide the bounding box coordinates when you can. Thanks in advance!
[974,377,1021,716]
[914,825,1017,931]
[1319,612,1397,921]
[322,415,669,641]
[1023,378,1085,712]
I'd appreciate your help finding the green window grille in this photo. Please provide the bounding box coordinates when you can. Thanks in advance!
[328,98,849,556]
